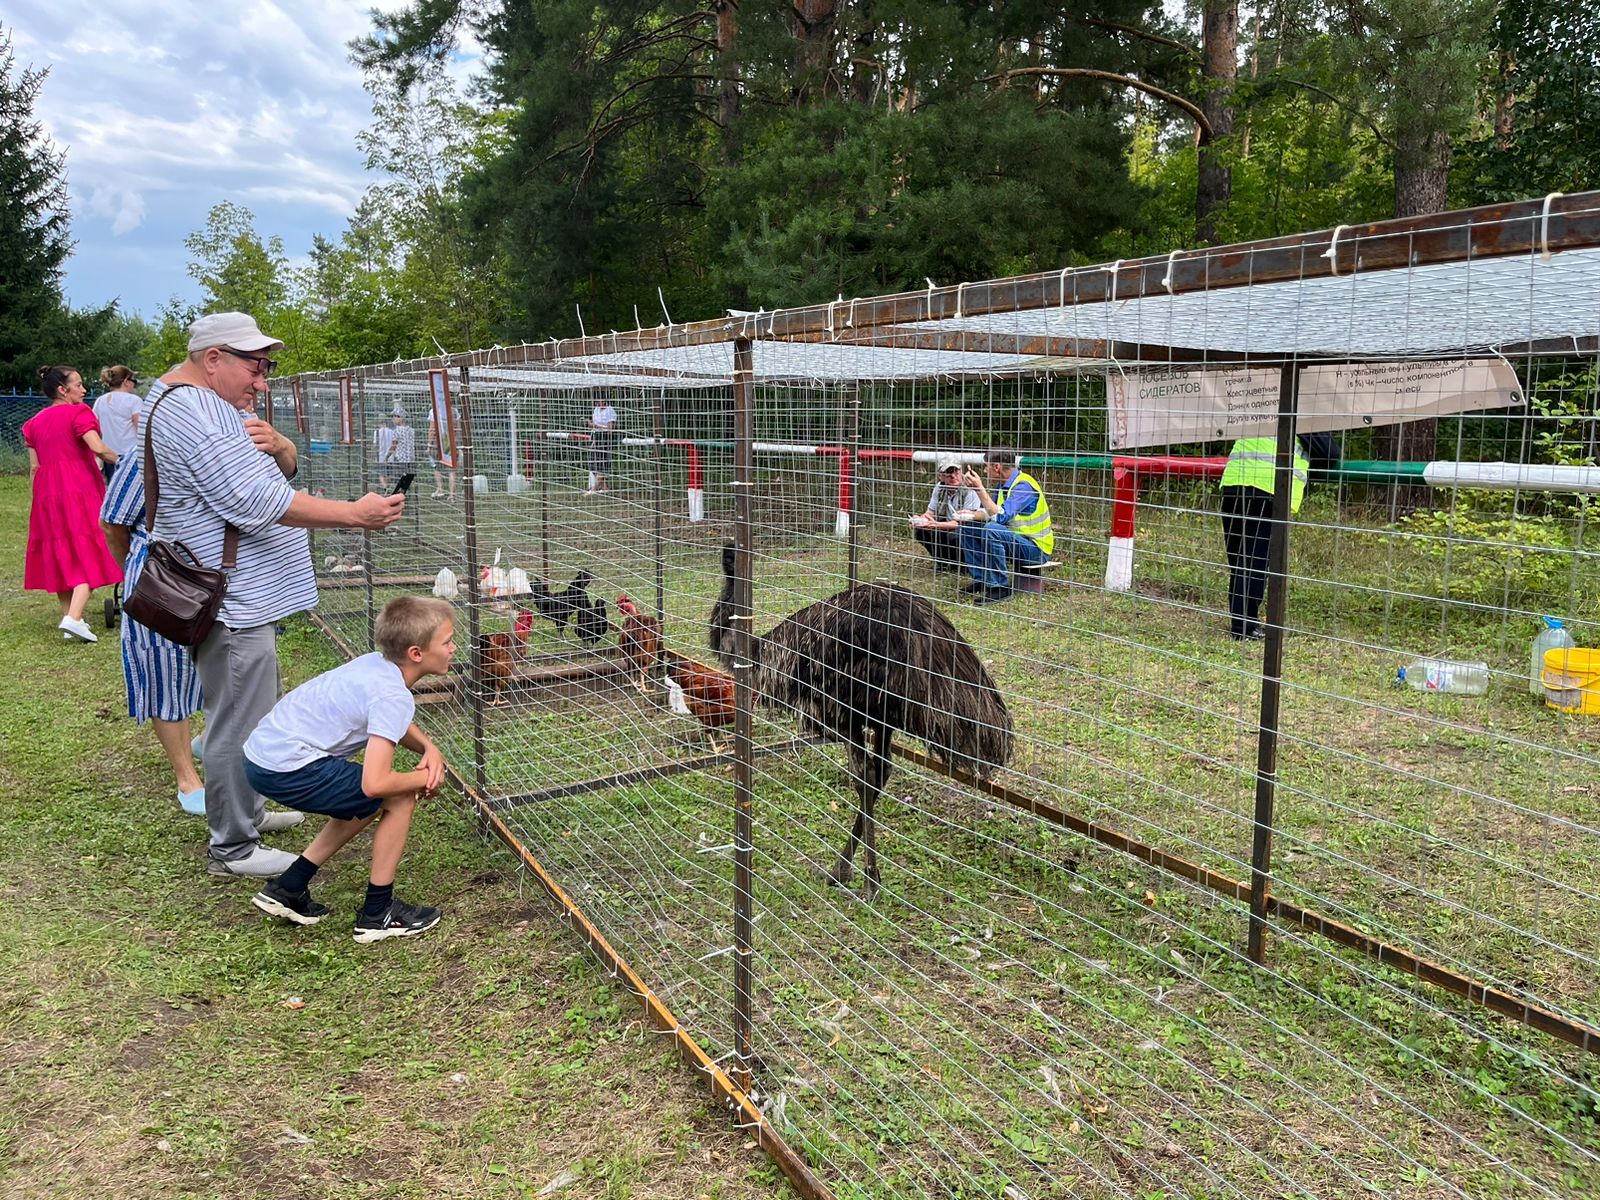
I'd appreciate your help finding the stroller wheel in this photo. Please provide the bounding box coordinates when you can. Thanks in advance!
[105,596,119,630]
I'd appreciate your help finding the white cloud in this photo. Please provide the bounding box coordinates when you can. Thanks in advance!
[7,0,458,316]
[87,184,147,235]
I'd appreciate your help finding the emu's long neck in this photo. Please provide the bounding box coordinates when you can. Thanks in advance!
[709,568,763,672]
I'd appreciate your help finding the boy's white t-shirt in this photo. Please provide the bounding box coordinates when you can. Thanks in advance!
[245,653,415,772]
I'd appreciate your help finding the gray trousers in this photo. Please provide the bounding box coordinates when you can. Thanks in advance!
[192,623,280,862]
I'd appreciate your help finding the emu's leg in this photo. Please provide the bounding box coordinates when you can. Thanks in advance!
[830,729,869,889]
[859,723,893,900]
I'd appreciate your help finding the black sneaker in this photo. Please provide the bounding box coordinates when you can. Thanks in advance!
[974,586,1014,605]
[959,581,987,596]
[353,899,442,945]
[252,879,330,926]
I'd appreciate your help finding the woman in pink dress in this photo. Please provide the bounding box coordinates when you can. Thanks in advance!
[21,365,124,642]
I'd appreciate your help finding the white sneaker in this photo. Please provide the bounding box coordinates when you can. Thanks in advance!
[59,616,97,643]
[206,844,298,878]
[257,810,306,834]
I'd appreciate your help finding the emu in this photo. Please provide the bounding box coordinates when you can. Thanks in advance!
[710,543,1013,898]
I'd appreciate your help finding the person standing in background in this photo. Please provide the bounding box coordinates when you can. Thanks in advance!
[1218,431,1340,640]
[101,444,207,816]
[379,406,415,491]
[93,366,142,484]
[586,398,617,494]
[21,365,123,642]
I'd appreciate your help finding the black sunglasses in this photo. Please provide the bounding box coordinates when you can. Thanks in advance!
[219,347,278,376]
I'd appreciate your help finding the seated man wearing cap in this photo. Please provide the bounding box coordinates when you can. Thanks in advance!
[908,459,981,573]
[148,312,407,878]
[377,406,415,491]
[958,447,1054,605]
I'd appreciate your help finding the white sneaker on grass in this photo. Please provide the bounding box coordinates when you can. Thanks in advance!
[206,845,297,878]
[257,811,305,834]
[59,616,97,642]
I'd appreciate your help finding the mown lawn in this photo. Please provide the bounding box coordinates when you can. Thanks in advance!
[0,475,795,1200]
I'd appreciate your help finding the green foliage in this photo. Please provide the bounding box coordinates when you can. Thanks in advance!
[1399,495,1576,608]
[0,27,71,389]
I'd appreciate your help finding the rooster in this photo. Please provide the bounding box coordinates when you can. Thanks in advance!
[477,607,535,705]
[538,570,592,637]
[616,593,662,693]
[576,593,610,646]
[710,542,1011,898]
[665,658,736,754]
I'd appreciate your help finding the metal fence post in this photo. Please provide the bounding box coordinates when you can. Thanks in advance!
[356,375,376,651]
[1247,359,1301,964]
[847,383,861,588]
[730,337,756,1096]
[458,364,489,813]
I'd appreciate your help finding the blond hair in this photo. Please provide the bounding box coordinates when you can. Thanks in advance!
[375,596,454,662]
[100,365,136,390]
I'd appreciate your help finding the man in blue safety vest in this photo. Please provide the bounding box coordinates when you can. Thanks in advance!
[958,447,1054,605]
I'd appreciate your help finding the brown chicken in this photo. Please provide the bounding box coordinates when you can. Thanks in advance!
[616,593,661,693]
[478,608,535,705]
[666,658,736,754]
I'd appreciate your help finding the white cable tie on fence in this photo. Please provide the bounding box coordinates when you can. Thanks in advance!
[695,842,739,855]
[430,334,449,359]
[925,277,938,319]
[1322,224,1349,276]
[1161,249,1185,295]
[827,294,842,340]
[1058,266,1071,309]
[953,281,967,321]
[1539,192,1565,261]
[657,286,673,328]
[729,479,755,488]
[846,296,859,329]
[574,304,586,339]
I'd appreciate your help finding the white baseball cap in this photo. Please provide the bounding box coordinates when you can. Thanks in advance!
[936,458,963,472]
[187,312,284,354]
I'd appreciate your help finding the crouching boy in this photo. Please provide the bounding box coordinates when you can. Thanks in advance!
[243,596,456,943]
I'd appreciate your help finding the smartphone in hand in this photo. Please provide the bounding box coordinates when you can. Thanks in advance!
[390,472,415,496]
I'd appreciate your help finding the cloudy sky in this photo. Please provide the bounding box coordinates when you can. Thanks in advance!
[9,0,455,320]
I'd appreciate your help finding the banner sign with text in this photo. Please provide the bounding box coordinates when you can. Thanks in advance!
[1107,359,1524,450]
[429,369,457,469]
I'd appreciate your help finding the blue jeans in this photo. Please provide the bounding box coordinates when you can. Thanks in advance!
[960,522,1046,588]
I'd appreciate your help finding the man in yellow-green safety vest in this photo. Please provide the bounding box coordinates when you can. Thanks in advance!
[958,447,1054,605]
[1219,433,1338,640]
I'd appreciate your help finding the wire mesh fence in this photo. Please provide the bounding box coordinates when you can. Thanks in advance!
[273,194,1600,1199]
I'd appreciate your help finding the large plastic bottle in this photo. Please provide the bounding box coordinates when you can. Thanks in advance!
[1396,658,1491,696]
[1529,617,1576,697]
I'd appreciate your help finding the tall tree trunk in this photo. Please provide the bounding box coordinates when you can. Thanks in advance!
[792,0,838,105]
[715,0,748,310]
[1376,128,1452,507]
[1196,1,1238,244]
[848,0,876,106]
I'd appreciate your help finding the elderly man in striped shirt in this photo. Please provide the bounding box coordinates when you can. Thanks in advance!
[148,313,405,878]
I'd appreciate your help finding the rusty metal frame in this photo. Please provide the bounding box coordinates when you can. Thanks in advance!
[276,192,1600,389]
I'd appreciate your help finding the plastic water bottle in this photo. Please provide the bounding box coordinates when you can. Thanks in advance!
[1529,617,1576,697]
[1396,658,1490,696]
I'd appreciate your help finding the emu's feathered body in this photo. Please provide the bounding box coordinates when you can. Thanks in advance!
[710,543,1012,895]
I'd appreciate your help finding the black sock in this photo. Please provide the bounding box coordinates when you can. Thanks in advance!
[362,882,394,919]
[277,856,319,894]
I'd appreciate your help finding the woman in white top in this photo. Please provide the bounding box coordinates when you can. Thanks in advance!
[587,400,618,494]
[93,365,142,483]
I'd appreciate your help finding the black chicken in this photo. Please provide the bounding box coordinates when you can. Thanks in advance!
[710,542,1012,898]
[576,594,610,646]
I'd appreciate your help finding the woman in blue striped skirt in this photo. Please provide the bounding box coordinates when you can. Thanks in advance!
[100,444,206,814]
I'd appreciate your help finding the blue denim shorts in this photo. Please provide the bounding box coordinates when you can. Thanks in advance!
[244,755,382,820]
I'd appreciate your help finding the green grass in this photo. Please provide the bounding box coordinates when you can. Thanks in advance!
[289,462,1600,1199]
[0,475,795,1200]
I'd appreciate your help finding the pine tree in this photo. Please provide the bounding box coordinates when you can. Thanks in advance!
[0,27,73,391]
